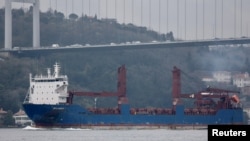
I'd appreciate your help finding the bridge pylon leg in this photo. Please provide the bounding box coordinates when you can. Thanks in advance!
[4,0,40,49]
[4,0,12,50]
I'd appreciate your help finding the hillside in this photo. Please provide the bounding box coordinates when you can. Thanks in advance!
[0,7,172,48]
[2,45,250,113]
[0,7,250,125]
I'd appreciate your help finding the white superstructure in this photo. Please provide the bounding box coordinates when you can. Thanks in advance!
[24,62,68,105]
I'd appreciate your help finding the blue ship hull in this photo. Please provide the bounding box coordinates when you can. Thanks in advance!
[22,103,243,128]
[22,65,244,128]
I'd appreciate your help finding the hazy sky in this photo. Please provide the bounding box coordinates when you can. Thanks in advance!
[1,0,250,40]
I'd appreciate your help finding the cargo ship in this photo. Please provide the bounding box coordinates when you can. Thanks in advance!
[22,62,243,129]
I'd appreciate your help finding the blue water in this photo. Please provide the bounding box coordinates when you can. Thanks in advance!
[0,127,207,141]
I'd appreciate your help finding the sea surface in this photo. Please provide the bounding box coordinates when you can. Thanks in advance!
[0,127,208,141]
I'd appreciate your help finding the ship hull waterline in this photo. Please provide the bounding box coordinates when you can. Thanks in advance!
[23,103,243,129]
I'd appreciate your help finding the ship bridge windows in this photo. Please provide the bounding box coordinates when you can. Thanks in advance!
[55,78,64,81]
[34,78,64,82]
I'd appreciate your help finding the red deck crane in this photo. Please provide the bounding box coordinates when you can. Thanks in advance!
[67,65,128,108]
[172,66,241,115]
[67,65,241,115]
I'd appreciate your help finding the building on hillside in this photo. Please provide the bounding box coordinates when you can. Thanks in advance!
[233,72,250,88]
[13,109,32,127]
[232,72,250,96]
[212,71,232,83]
[198,70,250,96]
[199,71,232,84]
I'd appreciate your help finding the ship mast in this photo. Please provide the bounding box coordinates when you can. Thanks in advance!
[172,66,181,107]
[53,62,60,78]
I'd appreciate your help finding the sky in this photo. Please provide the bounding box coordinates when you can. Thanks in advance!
[1,0,250,40]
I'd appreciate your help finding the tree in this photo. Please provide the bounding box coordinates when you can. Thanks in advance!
[166,31,174,41]
[3,111,15,127]
[69,13,78,21]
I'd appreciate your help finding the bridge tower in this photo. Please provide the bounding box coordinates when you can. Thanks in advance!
[5,0,40,49]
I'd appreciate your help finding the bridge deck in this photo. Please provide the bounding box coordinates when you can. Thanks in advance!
[1,38,250,57]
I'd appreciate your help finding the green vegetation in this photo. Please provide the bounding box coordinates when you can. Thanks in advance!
[2,111,15,126]
[1,46,250,113]
[0,7,173,48]
[0,7,250,127]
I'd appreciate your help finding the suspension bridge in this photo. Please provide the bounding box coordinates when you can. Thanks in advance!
[1,0,250,56]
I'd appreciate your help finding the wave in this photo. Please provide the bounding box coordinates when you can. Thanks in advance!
[22,125,45,130]
[22,126,91,131]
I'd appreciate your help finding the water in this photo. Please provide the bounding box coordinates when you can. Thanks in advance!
[0,127,207,141]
